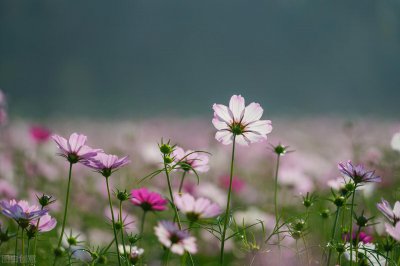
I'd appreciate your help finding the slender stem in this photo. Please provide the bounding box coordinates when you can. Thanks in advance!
[119,201,128,265]
[163,156,182,230]
[140,211,147,235]
[57,162,73,249]
[105,177,122,266]
[273,154,281,252]
[103,239,115,253]
[187,251,195,266]
[33,206,44,259]
[302,235,310,266]
[219,135,236,266]
[327,207,341,266]
[349,190,356,266]
[21,230,24,265]
[164,248,171,266]
[178,172,187,194]
[355,226,362,264]
[15,226,19,266]
[27,239,30,264]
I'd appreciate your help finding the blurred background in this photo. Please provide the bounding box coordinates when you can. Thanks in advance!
[1,0,399,119]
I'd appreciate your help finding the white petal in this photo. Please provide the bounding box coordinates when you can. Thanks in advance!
[242,102,263,124]
[229,95,245,121]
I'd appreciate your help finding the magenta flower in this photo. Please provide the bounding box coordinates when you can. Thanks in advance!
[130,188,168,212]
[212,95,272,146]
[154,221,197,255]
[385,223,400,241]
[32,213,57,232]
[84,152,130,178]
[30,125,51,143]
[338,161,381,185]
[172,147,209,173]
[343,231,373,244]
[377,198,400,225]
[174,193,221,222]
[219,175,245,193]
[52,133,101,164]
[0,200,47,228]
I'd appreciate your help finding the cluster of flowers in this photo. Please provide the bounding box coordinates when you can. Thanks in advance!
[1,93,400,266]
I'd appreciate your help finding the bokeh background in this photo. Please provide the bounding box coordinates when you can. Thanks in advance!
[1,0,400,119]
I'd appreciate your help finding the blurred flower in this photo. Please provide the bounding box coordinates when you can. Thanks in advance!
[0,108,7,126]
[212,94,272,146]
[219,175,245,193]
[343,231,373,244]
[391,132,400,152]
[118,245,144,264]
[174,193,221,222]
[172,147,210,173]
[338,161,381,185]
[83,152,130,177]
[0,200,47,228]
[52,133,101,164]
[30,125,52,143]
[344,242,386,265]
[195,182,227,207]
[278,167,314,193]
[0,180,17,199]
[154,221,197,255]
[233,207,274,229]
[385,223,400,241]
[130,188,168,212]
[377,198,400,225]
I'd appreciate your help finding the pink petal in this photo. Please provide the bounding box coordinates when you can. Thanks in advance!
[242,102,263,124]
[229,95,245,121]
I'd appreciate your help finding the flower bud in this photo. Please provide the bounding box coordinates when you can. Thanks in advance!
[159,144,173,155]
[116,190,130,201]
[334,196,345,207]
[320,209,330,219]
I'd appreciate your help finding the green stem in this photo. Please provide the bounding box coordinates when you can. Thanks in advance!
[219,135,236,266]
[57,162,73,249]
[21,230,24,265]
[163,156,182,230]
[33,206,44,259]
[273,154,281,252]
[119,201,128,265]
[302,235,310,266]
[349,190,356,266]
[327,207,341,266]
[140,211,147,235]
[178,172,187,194]
[355,226,362,264]
[15,226,19,266]
[27,239,30,265]
[103,239,115,253]
[105,177,122,266]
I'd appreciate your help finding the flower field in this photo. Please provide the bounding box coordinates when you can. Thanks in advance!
[1,93,400,265]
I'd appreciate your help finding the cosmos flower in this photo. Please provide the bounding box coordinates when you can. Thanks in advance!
[344,242,386,265]
[0,200,47,228]
[130,188,168,212]
[172,147,210,173]
[385,222,400,241]
[212,95,272,146]
[377,198,400,225]
[343,231,373,244]
[118,245,144,264]
[30,125,52,143]
[219,175,245,193]
[338,161,381,185]
[83,152,130,177]
[154,221,197,255]
[174,193,221,222]
[32,213,57,232]
[52,133,101,164]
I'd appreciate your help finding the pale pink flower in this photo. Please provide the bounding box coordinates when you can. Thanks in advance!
[0,200,47,227]
[154,221,197,255]
[212,95,272,146]
[377,198,400,225]
[172,147,209,173]
[52,133,101,164]
[219,175,245,193]
[385,222,400,241]
[30,125,51,143]
[174,193,221,222]
[32,213,57,232]
[83,152,130,177]
[130,188,168,212]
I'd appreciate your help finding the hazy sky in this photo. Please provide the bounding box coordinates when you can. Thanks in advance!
[1,0,399,119]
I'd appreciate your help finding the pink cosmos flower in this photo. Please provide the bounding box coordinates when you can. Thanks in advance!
[172,147,210,173]
[385,222,400,241]
[212,95,272,146]
[174,193,221,222]
[32,213,57,232]
[219,175,245,193]
[130,188,168,212]
[377,198,400,225]
[343,231,373,244]
[83,152,130,177]
[0,200,47,228]
[154,221,197,255]
[52,133,101,164]
[338,161,381,184]
[30,125,51,143]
